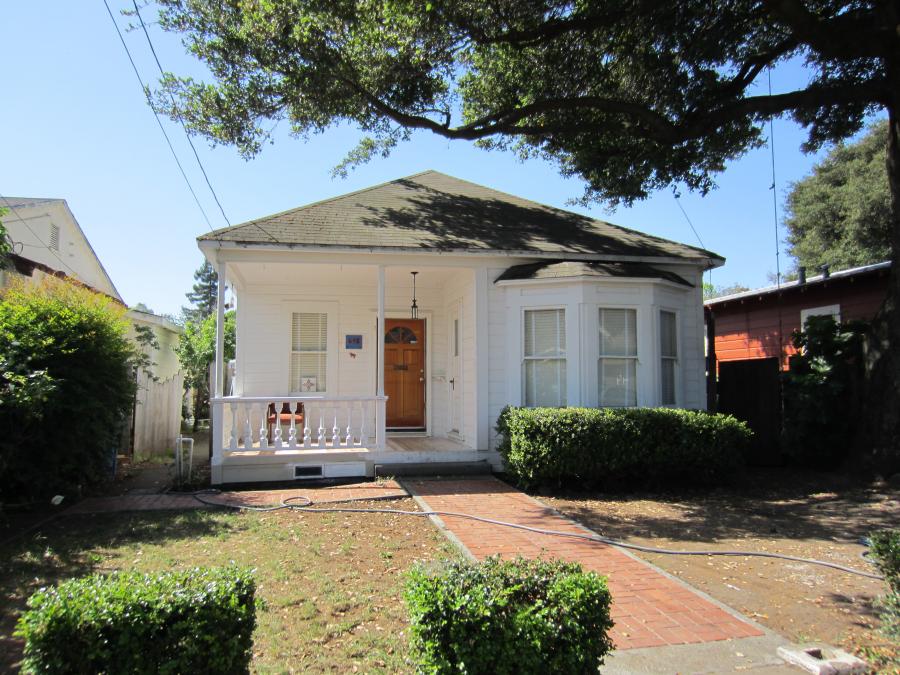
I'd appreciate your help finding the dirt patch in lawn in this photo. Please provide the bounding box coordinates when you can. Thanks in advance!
[0,497,458,673]
[540,469,899,669]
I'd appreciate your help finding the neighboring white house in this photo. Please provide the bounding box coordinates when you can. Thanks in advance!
[1,197,123,300]
[127,308,185,460]
[2,197,184,461]
[201,171,724,484]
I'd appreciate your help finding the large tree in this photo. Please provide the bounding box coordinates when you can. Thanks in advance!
[182,260,218,323]
[785,120,891,272]
[151,0,900,470]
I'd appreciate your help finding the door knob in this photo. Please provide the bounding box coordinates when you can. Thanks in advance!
[419,377,425,382]
[449,378,455,390]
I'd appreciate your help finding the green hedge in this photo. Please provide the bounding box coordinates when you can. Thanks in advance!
[498,406,750,489]
[16,566,257,674]
[870,529,900,640]
[406,556,614,674]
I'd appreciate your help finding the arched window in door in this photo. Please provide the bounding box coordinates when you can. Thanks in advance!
[385,326,418,344]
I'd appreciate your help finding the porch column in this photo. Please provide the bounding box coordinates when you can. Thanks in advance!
[211,260,227,483]
[375,265,386,449]
[473,267,490,451]
[214,261,227,397]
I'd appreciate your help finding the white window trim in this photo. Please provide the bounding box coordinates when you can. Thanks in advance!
[521,306,567,407]
[598,306,639,408]
[659,308,680,407]
[800,304,841,329]
[283,301,339,396]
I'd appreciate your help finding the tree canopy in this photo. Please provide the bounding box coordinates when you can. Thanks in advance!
[785,120,891,273]
[153,0,890,206]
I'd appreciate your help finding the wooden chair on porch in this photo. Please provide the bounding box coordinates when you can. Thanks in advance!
[267,402,305,441]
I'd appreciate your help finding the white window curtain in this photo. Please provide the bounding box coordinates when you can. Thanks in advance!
[599,308,637,407]
[522,309,566,407]
[660,310,677,405]
[291,312,327,393]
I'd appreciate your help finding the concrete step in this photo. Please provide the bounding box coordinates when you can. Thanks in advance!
[374,460,493,477]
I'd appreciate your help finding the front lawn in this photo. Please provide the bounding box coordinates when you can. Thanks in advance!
[0,498,458,673]
[541,468,900,670]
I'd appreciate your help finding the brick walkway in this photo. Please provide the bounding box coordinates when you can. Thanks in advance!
[405,477,763,651]
[66,481,407,515]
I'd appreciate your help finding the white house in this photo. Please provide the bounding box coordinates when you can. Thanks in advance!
[200,171,724,484]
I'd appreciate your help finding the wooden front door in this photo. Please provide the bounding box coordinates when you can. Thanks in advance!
[384,318,426,428]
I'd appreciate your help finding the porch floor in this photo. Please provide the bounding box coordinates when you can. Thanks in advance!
[385,435,469,452]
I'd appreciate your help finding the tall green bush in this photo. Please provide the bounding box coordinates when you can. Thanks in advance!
[406,556,614,674]
[0,278,136,501]
[870,529,900,641]
[16,566,257,674]
[498,406,750,489]
[781,316,867,467]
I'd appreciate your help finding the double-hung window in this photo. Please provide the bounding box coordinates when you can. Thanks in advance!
[522,308,566,407]
[598,308,637,407]
[290,312,327,393]
[659,310,677,405]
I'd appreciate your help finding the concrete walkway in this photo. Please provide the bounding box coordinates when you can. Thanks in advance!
[66,481,407,514]
[404,477,775,653]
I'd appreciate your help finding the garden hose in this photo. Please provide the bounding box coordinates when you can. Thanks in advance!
[189,490,885,581]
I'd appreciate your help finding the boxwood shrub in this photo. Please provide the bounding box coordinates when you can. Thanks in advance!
[15,566,257,674]
[498,406,751,490]
[406,556,614,674]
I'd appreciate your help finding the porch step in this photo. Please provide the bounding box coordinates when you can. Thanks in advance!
[374,460,493,477]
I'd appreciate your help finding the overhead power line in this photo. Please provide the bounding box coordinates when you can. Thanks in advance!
[102,0,215,232]
[131,0,231,229]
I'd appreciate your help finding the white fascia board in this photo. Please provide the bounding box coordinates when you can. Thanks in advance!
[197,239,722,268]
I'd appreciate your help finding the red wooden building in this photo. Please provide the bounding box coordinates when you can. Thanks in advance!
[706,261,890,370]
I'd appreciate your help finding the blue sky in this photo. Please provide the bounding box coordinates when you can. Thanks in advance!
[0,2,884,317]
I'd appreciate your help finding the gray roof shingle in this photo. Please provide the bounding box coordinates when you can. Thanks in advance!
[200,171,722,262]
[495,261,694,286]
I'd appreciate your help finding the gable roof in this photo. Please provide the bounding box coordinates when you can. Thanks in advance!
[495,260,693,286]
[199,171,723,264]
[2,196,123,301]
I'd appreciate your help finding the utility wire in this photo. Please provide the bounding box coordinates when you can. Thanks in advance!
[131,0,231,229]
[102,0,215,232]
[768,69,782,289]
[672,189,712,287]
[0,194,80,276]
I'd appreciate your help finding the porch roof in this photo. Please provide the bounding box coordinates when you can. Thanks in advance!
[199,171,723,265]
[495,260,694,286]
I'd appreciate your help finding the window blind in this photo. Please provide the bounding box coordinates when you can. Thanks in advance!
[523,309,566,407]
[599,308,637,407]
[660,310,677,404]
[291,312,327,392]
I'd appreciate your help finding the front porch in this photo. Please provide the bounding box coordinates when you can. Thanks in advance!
[207,257,499,484]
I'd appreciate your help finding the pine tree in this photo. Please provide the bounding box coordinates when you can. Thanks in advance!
[182,261,218,322]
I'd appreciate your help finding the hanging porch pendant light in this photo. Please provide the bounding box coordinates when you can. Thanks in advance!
[410,271,419,319]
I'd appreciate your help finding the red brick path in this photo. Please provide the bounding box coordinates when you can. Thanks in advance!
[406,477,763,651]
[66,481,407,514]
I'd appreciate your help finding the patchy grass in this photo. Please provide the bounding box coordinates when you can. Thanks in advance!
[540,468,899,671]
[0,498,458,673]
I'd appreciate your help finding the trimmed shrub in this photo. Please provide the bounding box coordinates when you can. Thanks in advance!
[406,556,614,674]
[15,566,257,674]
[870,529,900,640]
[498,406,750,489]
[0,278,136,501]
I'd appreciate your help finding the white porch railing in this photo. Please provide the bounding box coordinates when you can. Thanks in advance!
[211,396,387,458]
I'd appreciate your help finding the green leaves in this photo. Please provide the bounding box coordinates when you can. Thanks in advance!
[16,566,257,674]
[497,406,751,490]
[785,121,891,273]
[406,556,614,674]
[0,278,136,502]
